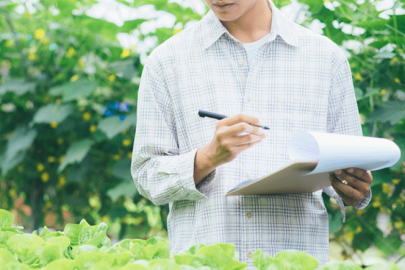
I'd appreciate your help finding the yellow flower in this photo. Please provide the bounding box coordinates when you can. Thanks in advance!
[59,155,65,163]
[56,98,61,104]
[173,28,182,34]
[43,38,50,44]
[108,74,116,82]
[89,125,97,132]
[9,189,16,197]
[346,231,354,241]
[57,138,64,145]
[382,183,390,194]
[380,89,386,96]
[356,209,364,216]
[120,48,130,58]
[45,201,52,208]
[66,47,76,58]
[59,176,66,186]
[395,78,400,84]
[48,156,56,163]
[356,226,362,233]
[372,201,381,208]
[127,152,132,159]
[5,40,13,47]
[123,139,131,146]
[37,163,45,172]
[70,74,79,82]
[393,179,400,185]
[83,112,91,121]
[355,72,363,81]
[35,29,45,39]
[17,165,24,173]
[50,121,58,128]
[79,59,86,67]
[41,172,49,182]
[394,220,404,229]
[390,57,399,65]
[113,154,120,160]
[28,53,37,60]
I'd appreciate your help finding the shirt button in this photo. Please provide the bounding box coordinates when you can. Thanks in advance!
[246,212,252,218]
[245,173,251,178]
[247,96,251,102]
[238,59,245,66]
[247,252,252,258]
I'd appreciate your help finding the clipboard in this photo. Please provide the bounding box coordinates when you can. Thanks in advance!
[226,161,331,196]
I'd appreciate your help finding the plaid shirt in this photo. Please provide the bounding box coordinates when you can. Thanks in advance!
[131,0,371,267]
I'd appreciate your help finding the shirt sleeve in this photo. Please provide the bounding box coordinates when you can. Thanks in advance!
[322,48,372,222]
[130,56,211,206]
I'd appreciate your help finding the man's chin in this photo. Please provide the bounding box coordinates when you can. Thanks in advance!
[213,12,240,22]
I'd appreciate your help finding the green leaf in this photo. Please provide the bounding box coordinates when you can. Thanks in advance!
[33,104,74,124]
[108,60,138,80]
[375,233,402,256]
[148,259,181,270]
[46,236,70,251]
[98,113,136,139]
[6,127,37,160]
[0,150,26,176]
[107,182,137,202]
[328,212,343,235]
[49,78,98,102]
[0,248,17,268]
[366,101,405,125]
[73,252,115,269]
[111,159,132,181]
[318,261,362,270]
[58,139,93,172]
[6,234,45,265]
[40,244,64,266]
[251,250,272,270]
[370,168,392,187]
[391,137,405,171]
[0,78,36,97]
[364,263,400,270]
[43,259,74,270]
[64,219,91,246]
[267,250,319,270]
[0,209,14,228]
[0,231,16,245]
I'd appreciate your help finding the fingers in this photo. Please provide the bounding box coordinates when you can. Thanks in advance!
[231,133,266,146]
[329,173,365,203]
[333,170,370,194]
[217,113,262,128]
[344,167,373,184]
[225,122,265,137]
[331,183,358,206]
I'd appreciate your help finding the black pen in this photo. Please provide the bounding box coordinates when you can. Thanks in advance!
[198,110,270,130]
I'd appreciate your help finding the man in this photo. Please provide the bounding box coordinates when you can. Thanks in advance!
[131,0,372,267]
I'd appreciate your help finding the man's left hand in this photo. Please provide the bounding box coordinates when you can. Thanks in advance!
[329,168,373,206]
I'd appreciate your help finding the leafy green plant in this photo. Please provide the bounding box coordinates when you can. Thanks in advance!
[0,209,401,269]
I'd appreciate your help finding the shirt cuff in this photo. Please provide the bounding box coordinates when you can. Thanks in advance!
[343,189,372,210]
[178,147,209,201]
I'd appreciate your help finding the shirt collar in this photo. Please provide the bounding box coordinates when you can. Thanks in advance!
[200,0,299,51]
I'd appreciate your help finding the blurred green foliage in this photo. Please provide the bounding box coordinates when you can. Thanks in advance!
[0,0,201,241]
[0,0,404,265]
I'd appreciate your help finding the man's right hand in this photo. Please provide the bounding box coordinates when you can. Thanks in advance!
[194,113,267,185]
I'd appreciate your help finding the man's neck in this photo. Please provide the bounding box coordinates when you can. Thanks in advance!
[220,0,272,44]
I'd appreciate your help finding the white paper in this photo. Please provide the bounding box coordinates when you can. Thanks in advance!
[288,131,401,175]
